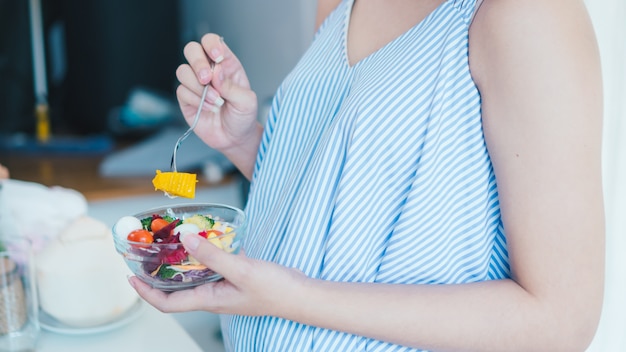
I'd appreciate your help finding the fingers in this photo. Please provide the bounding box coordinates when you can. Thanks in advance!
[200,33,227,66]
[176,63,224,111]
[181,34,254,113]
[211,64,258,115]
[128,276,177,311]
[183,34,225,85]
[128,276,209,313]
[176,80,223,115]
[181,233,246,282]
[176,63,204,94]
[183,40,224,86]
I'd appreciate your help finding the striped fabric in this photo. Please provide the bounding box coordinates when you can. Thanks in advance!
[222,0,510,350]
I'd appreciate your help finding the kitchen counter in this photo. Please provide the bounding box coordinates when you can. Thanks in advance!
[38,303,203,352]
[0,152,238,201]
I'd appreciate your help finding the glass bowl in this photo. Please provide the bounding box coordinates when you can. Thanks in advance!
[112,203,246,291]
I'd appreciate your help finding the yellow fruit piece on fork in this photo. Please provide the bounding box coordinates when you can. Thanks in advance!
[152,170,197,199]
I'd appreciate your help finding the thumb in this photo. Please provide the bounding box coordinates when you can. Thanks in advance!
[180,233,242,279]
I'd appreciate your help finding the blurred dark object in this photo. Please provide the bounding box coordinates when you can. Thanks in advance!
[0,0,35,135]
[0,133,113,155]
[0,0,180,139]
[61,0,180,134]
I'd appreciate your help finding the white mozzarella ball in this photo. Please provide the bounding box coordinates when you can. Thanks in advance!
[172,223,201,238]
[113,216,143,240]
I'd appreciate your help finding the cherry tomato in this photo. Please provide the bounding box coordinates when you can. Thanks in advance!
[150,218,170,233]
[127,229,154,244]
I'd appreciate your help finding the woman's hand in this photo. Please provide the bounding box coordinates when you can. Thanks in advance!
[128,233,308,317]
[176,33,263,179]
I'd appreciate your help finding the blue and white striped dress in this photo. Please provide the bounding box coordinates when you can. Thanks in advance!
[222,0,510,350]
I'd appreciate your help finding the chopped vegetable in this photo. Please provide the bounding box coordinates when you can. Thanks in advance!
[140,216,152,231]
[116,209,241,286]
[152,170,197,199]
[152,265,182,280]
[127,229,154,244]
[153,219,181,241]
[150,218,170,233]
[183,214,215,230]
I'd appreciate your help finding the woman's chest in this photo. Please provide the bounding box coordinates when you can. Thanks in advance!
[347,0,447,66]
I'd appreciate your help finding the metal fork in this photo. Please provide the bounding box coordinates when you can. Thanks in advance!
[170,84,210,172]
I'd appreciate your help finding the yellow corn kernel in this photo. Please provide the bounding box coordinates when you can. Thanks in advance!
[220,234,235,251]
[152,170,197,199]
[206,234,224,250]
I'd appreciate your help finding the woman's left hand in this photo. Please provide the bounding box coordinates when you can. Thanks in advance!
[128,233,308,316]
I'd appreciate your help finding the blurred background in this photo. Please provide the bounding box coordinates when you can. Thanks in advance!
[0,0,624,350]
[0,2,318,350]
[0,0,315,143]
[0,0,317,191]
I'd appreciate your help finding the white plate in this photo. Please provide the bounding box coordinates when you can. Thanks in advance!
[39,300,144,335]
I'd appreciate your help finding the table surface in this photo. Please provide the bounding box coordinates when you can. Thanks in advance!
[37,302,203,352]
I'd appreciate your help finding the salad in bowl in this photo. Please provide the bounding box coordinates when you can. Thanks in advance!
[112,203,246,291]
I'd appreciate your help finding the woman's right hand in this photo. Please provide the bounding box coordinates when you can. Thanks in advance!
[176,33,260,153]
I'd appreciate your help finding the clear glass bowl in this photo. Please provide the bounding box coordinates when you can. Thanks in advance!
[112,203,246,291]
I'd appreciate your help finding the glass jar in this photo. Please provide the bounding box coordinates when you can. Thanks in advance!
[0,238,39,351]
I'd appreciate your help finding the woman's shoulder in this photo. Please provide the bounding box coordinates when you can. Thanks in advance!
[473,0,589,19]
[469,0,597,88]
[470,0,593,44]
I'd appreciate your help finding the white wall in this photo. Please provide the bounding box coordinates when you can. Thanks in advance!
[585,0,626,350]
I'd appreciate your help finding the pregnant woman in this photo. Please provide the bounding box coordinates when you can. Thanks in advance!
[130,0,605,351]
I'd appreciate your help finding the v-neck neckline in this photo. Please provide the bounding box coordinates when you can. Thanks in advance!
[342,0,450,69]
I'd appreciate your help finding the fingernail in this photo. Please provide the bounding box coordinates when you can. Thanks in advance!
[181,233,200,250]
[206,90,224,107]
[211,49,224,64]
[199,68,210,82]
[127,275,136,289]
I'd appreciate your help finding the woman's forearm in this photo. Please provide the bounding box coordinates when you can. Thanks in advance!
[280,277,597,351]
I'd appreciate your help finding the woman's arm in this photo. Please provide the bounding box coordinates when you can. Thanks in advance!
[280,0,604,350]
[467,0,605,346]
